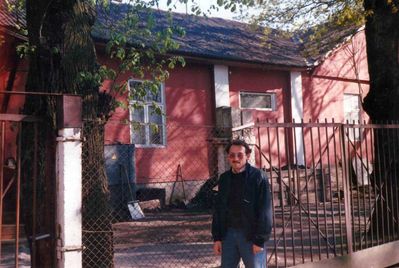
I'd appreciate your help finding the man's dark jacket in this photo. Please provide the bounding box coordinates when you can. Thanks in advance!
[212,163,273,247]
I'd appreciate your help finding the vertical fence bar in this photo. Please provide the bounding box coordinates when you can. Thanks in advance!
[383,124,391,242]
[301,120,313,262]
[31,123,39,267]
[351,123,361,251]
[257,118,262,168]
[293,120,305,264]
[331,118,344,256]
[346,122,356,252]
[395,124,399,240]
[316,119,329,258]
[340,124,353,254]
[0,122,5,262]
[331,119,344,255]
[324,119,336,257]
[387,124,395,242]
[384,124,391,242]
[275,121,287,267]
[265,120,278,268]
[309,122,322,260]
[364,122,373,247]
[379,126,388,243]
[14,122,22,267]
[376,126,386,244]
[351,123,363,249]
[388,124,394,242]
[371,124,380,245]
[283,125,295,266]
[357,123,367,249]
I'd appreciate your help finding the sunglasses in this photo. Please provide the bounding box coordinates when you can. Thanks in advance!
[228,152,245,159]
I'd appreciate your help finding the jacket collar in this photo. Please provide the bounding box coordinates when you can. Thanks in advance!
[228,162,251,177]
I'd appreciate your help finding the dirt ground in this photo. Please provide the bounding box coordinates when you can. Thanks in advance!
[112,209,221,267]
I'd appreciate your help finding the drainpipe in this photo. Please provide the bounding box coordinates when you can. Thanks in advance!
[55,95,83,268]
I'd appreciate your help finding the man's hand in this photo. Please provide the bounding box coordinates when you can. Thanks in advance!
[253,244,263,254]
[213,241,222,255]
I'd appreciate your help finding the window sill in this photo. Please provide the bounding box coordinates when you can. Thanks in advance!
[134,144,167,149]
[240,108,275,112]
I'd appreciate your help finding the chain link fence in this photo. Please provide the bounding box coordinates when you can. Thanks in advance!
[82,121,224,268]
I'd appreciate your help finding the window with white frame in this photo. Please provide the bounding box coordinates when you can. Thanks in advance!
[240,92,276,110]
[128,79,166,147]
[344,93,361,141]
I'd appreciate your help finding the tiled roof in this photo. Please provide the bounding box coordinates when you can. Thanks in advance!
[1,2,360,68]
[93,4,308,68]
[294,22,362,64]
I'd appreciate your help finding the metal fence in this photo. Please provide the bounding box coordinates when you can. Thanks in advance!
[0,115,43,268]
[82,122,221,268]
[81,120,399,268]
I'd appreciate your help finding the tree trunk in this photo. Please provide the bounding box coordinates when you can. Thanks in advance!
[25,0,113,266]
[363,0,399,243]
[363,0,399,121]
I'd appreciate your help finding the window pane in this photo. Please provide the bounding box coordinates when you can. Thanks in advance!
[128,79,165,146]
[129,80,140,89]
[148,105,163,124]
[131,106,145,123]
[129,80,162,103]
[132,124,146,145]
[146,84,162,103]
[149,124,164,145]
[129,81,145,101]
[241,93,272,109]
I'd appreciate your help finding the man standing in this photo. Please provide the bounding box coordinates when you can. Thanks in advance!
[212,139,272,268]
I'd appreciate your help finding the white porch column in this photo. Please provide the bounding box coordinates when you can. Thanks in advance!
[213,65,231,173]
[56,128,82,268]
[214,65,230,108]
[290,71,304,165]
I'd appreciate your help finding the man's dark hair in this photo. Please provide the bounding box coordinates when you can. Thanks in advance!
[225,139,252,154]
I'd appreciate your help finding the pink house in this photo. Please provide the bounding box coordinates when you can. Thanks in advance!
[94,5,370,199]
[1,3,370,201]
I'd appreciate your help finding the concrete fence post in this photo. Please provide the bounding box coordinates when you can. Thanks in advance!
[55,96,83,268]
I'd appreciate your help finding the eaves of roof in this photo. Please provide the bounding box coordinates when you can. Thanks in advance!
[1,2,360,70]
[93,4,309,69]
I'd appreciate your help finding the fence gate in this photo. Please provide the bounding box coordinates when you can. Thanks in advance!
[0,114,43,267]
[249,121,399,267]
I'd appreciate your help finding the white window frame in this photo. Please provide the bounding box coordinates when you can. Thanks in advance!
[344,93,361,141]
[239,91,276,111]
[128,79,166,148]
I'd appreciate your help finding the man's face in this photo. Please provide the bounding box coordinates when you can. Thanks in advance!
[228,145,250,173]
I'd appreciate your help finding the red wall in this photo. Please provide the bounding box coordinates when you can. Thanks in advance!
[302,30,369,122]
[0,32,28,160]
[103,59,216,183]
[301,30,371,167]
[229,66,291,167]
[229,66,290,122]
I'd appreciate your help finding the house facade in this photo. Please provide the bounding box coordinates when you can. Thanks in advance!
[95,5,370,202]
[1,3,370,202]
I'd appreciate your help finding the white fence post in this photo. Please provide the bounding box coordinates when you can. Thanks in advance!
[56,96,83,268]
